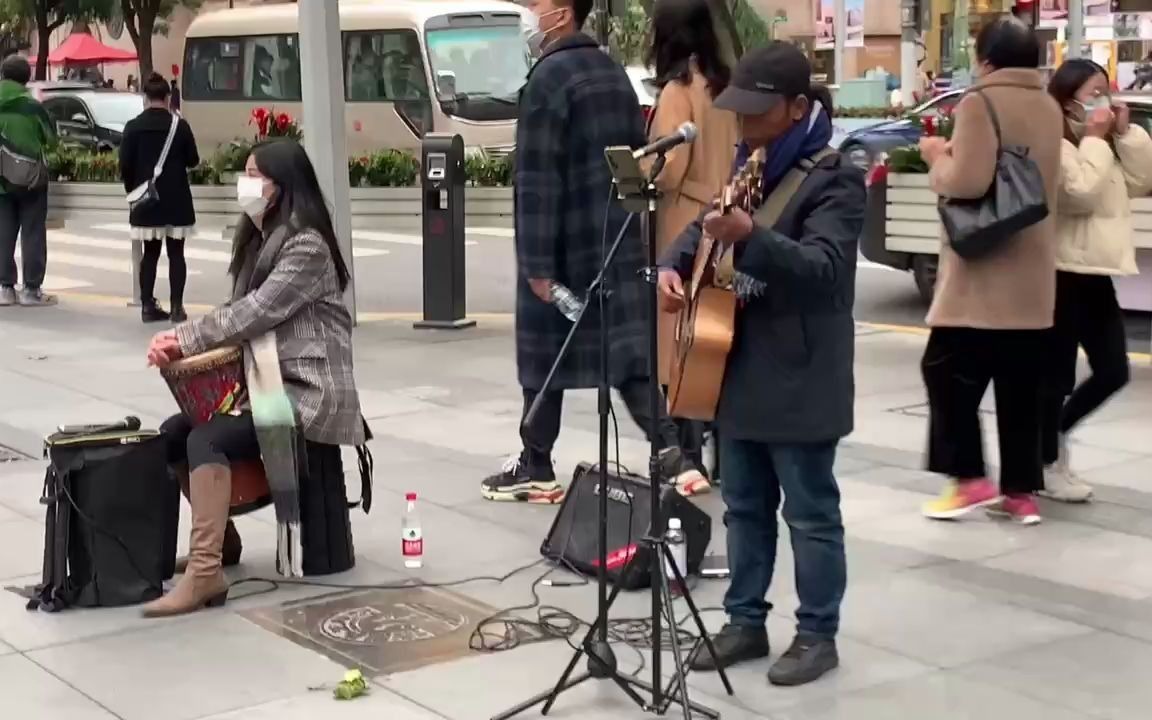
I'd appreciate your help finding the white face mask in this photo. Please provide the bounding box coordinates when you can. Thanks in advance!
[236,175,270,218]
[523,8,563,56]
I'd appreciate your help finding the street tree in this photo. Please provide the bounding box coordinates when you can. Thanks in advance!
[119,0,200,78]
[21,0,114,80]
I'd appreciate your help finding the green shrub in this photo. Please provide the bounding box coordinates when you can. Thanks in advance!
[465,151,513,187]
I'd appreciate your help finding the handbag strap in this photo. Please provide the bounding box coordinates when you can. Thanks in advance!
[152,113,179,180]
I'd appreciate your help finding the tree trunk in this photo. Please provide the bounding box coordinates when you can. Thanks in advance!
[137,13,155,78]
[35,11,50,81]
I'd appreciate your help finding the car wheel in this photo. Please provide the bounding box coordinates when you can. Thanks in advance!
[842,143,873,171]
[912,254,938,304]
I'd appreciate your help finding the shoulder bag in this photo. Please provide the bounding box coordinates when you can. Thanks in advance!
[0,105,49,190]
[937,88,1049,260]
[126,112,179,213]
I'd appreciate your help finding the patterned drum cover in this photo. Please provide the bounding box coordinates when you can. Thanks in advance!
[160,346,247,425]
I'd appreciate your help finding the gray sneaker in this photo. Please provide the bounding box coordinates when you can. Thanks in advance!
[767,635,839,686]
[18,287,57,307]
[0,285,16,306]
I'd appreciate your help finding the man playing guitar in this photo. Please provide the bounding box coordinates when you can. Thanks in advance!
[657,42,865,687]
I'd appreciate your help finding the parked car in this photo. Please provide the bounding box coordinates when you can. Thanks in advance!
[41,89,143,152]
[860,91,1152,303]
[839,89,963,170]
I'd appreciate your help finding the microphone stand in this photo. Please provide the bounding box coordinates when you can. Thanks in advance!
[492,152,733,720]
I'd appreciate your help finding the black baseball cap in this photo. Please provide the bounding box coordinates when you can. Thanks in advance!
[714,41,812,115]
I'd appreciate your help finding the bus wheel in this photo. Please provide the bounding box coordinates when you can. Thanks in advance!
[912,254,938,304]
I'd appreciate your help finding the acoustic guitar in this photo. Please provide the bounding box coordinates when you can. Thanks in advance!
[666,149,767,421]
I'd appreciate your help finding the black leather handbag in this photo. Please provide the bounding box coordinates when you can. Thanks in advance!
[937,89,1049,260]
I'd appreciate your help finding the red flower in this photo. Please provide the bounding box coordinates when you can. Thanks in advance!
[276,113,290,131]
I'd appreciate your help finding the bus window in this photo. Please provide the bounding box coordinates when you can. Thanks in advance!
[425,24,527,122]
[245,35,301,101]
[184,38,244,99]
[344,29,432,137]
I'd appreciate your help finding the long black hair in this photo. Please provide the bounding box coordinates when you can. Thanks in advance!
[646,0,730,98]
[1049,58,1109,144]
[229,139,351,292]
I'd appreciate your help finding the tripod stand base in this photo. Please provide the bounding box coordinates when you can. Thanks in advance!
[488,671,722,720]
[586,639,618,678]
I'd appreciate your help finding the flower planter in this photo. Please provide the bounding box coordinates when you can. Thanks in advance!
[46,182,514,232]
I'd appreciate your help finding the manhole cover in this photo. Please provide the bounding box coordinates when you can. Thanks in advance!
[241,586,501,676]
[0,445,30,463]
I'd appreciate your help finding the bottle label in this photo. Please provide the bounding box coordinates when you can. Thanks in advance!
[402,527,423,557]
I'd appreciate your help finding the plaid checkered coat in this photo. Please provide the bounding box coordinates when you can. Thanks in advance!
[515,33,649,391]
[176,221,365,447]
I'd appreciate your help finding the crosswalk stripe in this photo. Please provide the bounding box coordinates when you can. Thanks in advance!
[50,231,389,259]
[90,222,501,246]
[16,249,203,275]
[40,274,94,290]
[355,230,477,247]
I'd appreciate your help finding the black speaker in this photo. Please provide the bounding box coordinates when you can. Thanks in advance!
[540,462,712,590]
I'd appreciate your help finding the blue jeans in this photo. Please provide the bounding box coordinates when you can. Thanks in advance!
[720,438,846,639]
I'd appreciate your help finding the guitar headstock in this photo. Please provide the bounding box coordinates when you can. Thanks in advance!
[728,147,767,213]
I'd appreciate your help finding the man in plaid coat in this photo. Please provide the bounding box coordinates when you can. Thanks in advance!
[481,0,703,503]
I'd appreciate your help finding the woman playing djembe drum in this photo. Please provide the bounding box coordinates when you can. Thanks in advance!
[144,139,364,617]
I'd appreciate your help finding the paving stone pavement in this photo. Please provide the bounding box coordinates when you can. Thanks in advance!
[1,301,1151,719]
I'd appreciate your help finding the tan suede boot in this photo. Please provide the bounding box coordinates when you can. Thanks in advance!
[144,463,231,617]
[172,463,242,572]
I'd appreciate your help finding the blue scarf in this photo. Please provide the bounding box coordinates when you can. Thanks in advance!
[729,104,833,299]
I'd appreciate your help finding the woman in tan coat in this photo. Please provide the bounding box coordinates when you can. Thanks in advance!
[918,17,1063,525]
[646,0,738,494]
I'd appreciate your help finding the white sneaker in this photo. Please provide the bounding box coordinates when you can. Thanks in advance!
[1039,439,1093,504]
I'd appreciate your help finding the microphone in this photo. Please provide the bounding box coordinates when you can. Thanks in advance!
[631,122,698,160]
[57,416,142,436]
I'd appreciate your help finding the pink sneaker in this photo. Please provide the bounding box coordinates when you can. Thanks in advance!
[922,478,1001,520]
[986,494,1042,526]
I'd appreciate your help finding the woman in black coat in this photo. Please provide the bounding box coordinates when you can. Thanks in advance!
[119,72,199,322]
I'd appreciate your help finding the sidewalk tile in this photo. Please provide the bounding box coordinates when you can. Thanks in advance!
[839,575,1090,668]
[0,654,116,719]
[0,499,21,523]
[1081,456,1152,494]
[686,614,931,713]
[197,688,448,719]
[27,613,345,720]
[0,463,47,520]
[982,529,1152,600]
[773,670,1093,720]
[380,640,770,719]
[0,517,48,581]
[960,630,1152,719]
[0,637,12,655]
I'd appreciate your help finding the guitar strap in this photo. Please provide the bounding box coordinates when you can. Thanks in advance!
[713,147,837,287]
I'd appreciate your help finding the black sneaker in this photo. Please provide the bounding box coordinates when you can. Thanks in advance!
[659,447,711,497]
[480,454,563,504]
[767,634,839,686]
[169,305,188,323]
[142,301,170,323]
[689,623,769,671]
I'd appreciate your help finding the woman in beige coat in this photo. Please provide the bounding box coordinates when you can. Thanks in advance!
[1039,59,1152,503]
[646,0,738,495]
[918,17,1063,526]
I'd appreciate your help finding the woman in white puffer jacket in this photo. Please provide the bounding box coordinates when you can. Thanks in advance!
[1040,59,1152,503]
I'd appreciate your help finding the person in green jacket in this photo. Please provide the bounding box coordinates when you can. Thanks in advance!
[0,54,57,307]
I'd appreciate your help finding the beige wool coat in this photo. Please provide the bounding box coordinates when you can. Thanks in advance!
[649,69,738,381]
[926,68,1064,330]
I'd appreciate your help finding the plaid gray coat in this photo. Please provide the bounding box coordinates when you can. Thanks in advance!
[514,33,649,391]
[176,222,365,446]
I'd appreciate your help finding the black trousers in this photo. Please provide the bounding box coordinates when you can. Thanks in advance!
[0,188,48,289]
[1041,272,1130,465]
[139,237,188,306]
[922,327,1048,495]
[161,413,260,471]
[520,378,681,469]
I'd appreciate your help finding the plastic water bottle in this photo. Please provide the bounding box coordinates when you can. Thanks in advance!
[548,281,585,322]
[664,517,688,591]
[402,492,423,569]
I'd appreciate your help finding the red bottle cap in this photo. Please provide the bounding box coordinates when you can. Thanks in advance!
[405,492,417,501]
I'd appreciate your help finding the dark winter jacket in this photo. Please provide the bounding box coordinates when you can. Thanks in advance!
[514,32,649,391]
[661,154,866,444]
[119,106,199,228]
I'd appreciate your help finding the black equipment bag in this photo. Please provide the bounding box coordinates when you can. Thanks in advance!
[29,430,178,612]
[938,88,1049,260]
[540,462,711,590]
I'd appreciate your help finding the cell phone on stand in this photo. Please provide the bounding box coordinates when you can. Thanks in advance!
[699,554,729,579]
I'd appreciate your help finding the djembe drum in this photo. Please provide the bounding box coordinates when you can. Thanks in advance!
[160,346,271,516]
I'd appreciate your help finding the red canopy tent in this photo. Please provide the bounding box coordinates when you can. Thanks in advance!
[30,33,138,66]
